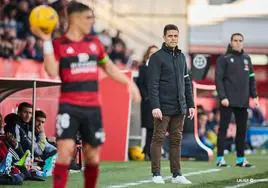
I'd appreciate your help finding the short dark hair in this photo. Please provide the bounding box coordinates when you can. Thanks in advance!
[163,24,179,36]
[67,1,92,16]
[4,113,20,125]
[18,102,32,113]
[35,110,46,119]
[231,33,244,41]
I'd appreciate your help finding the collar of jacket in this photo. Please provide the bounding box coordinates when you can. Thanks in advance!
[161,43,181,55]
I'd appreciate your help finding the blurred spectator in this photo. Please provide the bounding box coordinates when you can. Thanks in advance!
[16,0,30,38]
[12,38,27,59]
[3,3,17,29]
[22,35,43,61]
[137,45,158,160]
[206,108,219,133]
[109,41,127,66]
[109,30,127,66]
[98,29,112,53]
[198,112,214,149]
[248,107,267,127]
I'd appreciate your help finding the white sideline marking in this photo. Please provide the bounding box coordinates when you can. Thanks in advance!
[225,178,268,188]
[108,168,222,188]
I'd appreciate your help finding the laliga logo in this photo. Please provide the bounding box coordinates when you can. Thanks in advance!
[193,55,207,69]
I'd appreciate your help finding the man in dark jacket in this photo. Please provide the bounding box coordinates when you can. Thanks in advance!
[147,24,194,184]
[215,33,259,168]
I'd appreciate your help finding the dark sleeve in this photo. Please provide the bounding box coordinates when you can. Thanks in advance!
[183,56,194,108]
[248,57,258,98]
[147,54,161,109]
[137,65,149,101]
[215,55,227,100]
[18,127,32,151]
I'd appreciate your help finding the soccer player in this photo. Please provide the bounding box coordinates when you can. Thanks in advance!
[31,2,141,188]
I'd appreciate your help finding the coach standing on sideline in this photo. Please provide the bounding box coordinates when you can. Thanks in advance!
[147,24,194,184]
[215,33,259,168]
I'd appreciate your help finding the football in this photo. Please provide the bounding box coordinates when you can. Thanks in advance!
[29,5,59,34]
[128,146,145,161]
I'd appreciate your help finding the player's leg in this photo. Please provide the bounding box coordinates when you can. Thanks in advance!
[216,106,232,166]
[233,108,252,167]
[82,143,101,188]
[80,107,104,188]
[53,139,76,188]
[150,116,170,184]
[53,104,80,188]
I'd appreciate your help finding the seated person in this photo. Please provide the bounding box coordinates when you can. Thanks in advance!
[198,112,215,149]
[4,113,32,158]
[17,102,33,137]
[33,110,57,160]
[248,107,266,127]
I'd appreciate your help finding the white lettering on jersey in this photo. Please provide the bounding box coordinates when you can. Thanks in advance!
[78,53,89,62]
[70,61,97,74]
[70,53,97,74]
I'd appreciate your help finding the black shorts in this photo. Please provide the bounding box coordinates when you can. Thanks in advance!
[56,103,105,147]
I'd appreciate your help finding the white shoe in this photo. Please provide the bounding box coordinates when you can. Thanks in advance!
[171,176,192,184]
[152,176,165,184]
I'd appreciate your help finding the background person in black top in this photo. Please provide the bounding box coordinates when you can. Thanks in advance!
[215,33,259,167]
[137,45,158,161]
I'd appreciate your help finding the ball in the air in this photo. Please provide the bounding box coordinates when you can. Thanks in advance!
[29,5,59,34]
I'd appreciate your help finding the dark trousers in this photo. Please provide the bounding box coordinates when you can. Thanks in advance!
[150,115,185,174]
[217,106,248,157]
[143,128,153,158]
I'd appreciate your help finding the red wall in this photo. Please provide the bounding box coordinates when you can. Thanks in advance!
[0,58,131,161]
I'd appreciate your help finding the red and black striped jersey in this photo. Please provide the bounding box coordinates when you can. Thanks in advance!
[53,35,109,107]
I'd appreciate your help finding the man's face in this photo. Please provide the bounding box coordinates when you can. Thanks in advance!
[231,35,244,52]
[35,117,46,133]
[72,10,95,35]
[164,30,179,49]
[19,107,32,123]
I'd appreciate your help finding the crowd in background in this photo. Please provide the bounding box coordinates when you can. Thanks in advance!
[197,105,268,153]
[0,0,136,69]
